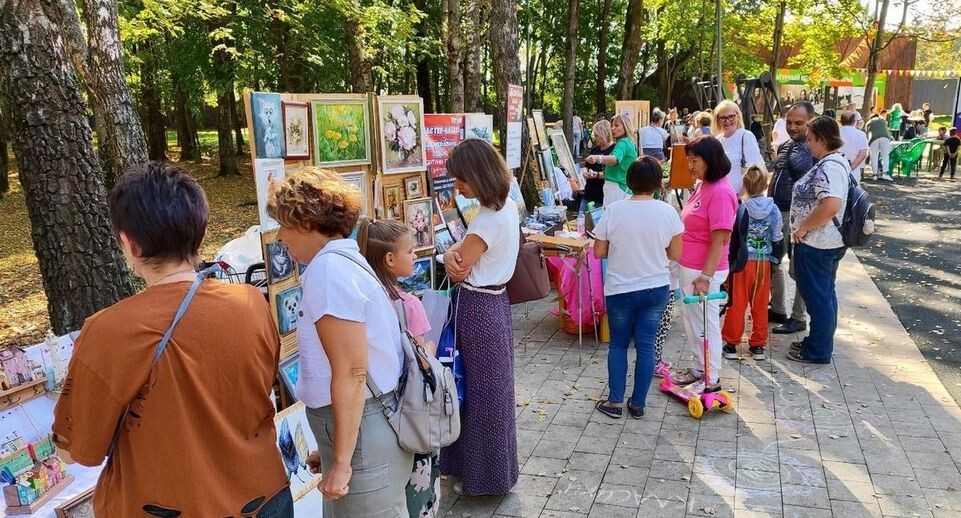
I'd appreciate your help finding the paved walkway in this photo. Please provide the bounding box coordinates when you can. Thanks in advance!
[438,253,961,517]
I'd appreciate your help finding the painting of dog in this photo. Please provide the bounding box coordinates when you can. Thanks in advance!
[275,286,302,335]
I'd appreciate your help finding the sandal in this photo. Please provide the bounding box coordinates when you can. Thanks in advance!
[787,349,829,364]
[626,399,645,419]
[595,400,623,419]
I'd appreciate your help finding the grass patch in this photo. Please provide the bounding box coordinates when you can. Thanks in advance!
[0,149,259,348]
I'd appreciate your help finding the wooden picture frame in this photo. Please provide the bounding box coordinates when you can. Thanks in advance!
[532,109,550,151]
[55,488,93,518]
[278,353,300,401]
[311,97,372,167]
[377,96,428,174]
[404,174,425,199]
[281,101,311,160]
[403,198,434,251]
[383,185,403,220]
[340,171,370,217]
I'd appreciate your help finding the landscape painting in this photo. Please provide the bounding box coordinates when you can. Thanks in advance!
[311,97,371,167]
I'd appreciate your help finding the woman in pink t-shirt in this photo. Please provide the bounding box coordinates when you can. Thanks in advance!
[670,136,738,391]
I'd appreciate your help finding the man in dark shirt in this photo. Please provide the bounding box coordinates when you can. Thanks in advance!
[941,128,960,180]
[768,102,815,333]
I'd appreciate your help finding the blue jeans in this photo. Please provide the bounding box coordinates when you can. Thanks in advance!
[256,487,293,517]
[794,243,847,363]
[605,285,669,406]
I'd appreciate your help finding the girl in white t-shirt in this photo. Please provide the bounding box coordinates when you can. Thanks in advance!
[357,218,439,518]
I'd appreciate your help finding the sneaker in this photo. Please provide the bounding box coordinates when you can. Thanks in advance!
[654,360,672,378]
[670,368,701,386]
[880,174,894,182]
[750,346,766,360]
[723,344,739,360]
[704,381,722,393]
[773,318,807,334]
[768,310,788,324]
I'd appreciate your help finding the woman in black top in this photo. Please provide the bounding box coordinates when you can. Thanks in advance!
[580,119,615,210]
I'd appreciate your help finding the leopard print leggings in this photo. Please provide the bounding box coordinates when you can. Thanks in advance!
[654,296,676,363]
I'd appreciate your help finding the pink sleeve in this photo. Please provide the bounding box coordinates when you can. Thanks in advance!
[400,292,431,338]
[707,187,737,232]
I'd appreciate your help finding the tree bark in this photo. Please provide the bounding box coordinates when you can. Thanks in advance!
[414,0,433,113]
[861,0,890,119]
[443,0,465,112]
[489,0,521,152]
[209,7,239,176]
[617,0,644,100]
[464,0,484,113]
[216,90,239,176]
[343,14,373,93]
[0,97,9,195]
[594,0,614,115]
[0,0,135,334]
[231,90,245,156]
[562,0,580,149]
[173,75,199,162]
[57,0,148,183]
[769,0,786,78]
[140,44,168,161]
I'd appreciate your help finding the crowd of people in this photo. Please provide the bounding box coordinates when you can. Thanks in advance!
[47,93,949,517]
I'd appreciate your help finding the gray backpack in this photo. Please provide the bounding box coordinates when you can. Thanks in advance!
[326,249,461,454]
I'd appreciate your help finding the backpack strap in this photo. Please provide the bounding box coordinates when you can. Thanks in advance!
[811,154,853,229]
[740,130,747,168]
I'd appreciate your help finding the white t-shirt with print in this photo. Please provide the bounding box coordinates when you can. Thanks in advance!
[718,128,764,195]
[296,239,403,408]
[592,199,684,296]
[465,198,520,287]
[839,125,869,173]
[790,153,850,250]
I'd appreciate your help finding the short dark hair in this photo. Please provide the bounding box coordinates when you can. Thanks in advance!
[446,139,511,210]
[951,128,958,136]
[108,162,208,265]
[684,136,731,184]
[808,116,845,151]
[789,101,816,118]
[626,157,663,194]
[840,112,856,126]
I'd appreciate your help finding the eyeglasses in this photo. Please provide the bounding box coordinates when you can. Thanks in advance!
[717,114,737,122]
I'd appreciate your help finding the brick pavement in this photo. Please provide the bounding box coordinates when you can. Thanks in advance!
[437,253,961,517]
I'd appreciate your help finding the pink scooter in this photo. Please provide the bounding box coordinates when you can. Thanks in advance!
[659,291,734,419]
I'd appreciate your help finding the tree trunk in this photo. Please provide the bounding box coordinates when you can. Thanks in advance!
[231,90,245,156]
[464,0,484,113]
[0,97,8,195]
[216,90,239,176]
[173,75,199,162]
[617,0,644,100]
[415,0,433,113]
[443,0,465,112]
[562,0,580,149]
[594,0,614,115]
[489,0,522,152]
[141,44,168,161]
[58,0,148,183]
[343,14,373,93]
[769,0,786,78]
[0,0,135,334]
[861,0,889,120]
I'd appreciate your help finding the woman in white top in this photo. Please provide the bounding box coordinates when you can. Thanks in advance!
[441,139,520,496]
[267,168,411,518]
[713,100,764,194]
[592,157,684,419]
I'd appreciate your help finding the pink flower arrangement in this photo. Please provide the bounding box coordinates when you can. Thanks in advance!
[384,104,420,160]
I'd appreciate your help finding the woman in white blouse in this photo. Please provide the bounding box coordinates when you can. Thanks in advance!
[712,100,765,194]
[268,168,411,518]
[441,139,520,497]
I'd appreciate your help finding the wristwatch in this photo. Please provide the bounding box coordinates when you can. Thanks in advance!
[696,273,712,283]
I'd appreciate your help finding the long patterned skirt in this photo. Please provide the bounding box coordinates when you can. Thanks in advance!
[439,285,519,496]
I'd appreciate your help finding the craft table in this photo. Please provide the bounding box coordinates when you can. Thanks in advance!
[526,233,598,365]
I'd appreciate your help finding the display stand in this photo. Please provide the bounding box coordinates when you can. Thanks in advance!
[5,475,74,515]
[525,233,598,365]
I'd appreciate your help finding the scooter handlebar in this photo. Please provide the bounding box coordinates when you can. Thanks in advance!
[682,291,728,304]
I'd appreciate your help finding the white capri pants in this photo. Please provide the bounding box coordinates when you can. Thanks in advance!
[679,266,729,384]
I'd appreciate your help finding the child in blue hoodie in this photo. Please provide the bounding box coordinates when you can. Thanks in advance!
[722,165,784,360]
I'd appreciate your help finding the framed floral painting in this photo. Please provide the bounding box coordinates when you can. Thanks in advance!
[404,198,434,251]
[282,101,310,160]
[378,96,427,174]
[311,97,371,167]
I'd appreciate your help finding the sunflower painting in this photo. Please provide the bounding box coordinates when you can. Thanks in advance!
[311,98,371,167]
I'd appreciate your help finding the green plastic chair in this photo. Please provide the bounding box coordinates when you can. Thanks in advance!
[890,140,926,177]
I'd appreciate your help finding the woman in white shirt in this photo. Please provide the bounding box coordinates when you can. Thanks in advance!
[713,100,764,194]
[592,157,684,419]
[441,139,520,496]
[267,168,411,518]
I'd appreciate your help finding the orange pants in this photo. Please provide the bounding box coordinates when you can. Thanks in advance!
[722,259,771,347]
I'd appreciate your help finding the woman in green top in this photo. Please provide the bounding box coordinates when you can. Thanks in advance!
[586,113,638,205]
[888,103,903,140]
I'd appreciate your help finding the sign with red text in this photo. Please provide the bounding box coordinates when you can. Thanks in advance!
[506,84,523,169]
[424,114,464,180]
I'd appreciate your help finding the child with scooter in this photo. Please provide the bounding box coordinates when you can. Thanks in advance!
[722,165,784,361]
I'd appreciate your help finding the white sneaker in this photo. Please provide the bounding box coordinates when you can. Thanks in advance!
[880,175,894,182]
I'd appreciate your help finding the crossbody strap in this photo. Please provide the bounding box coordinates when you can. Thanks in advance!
[107,262,223,459]
[320,248,409,406]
